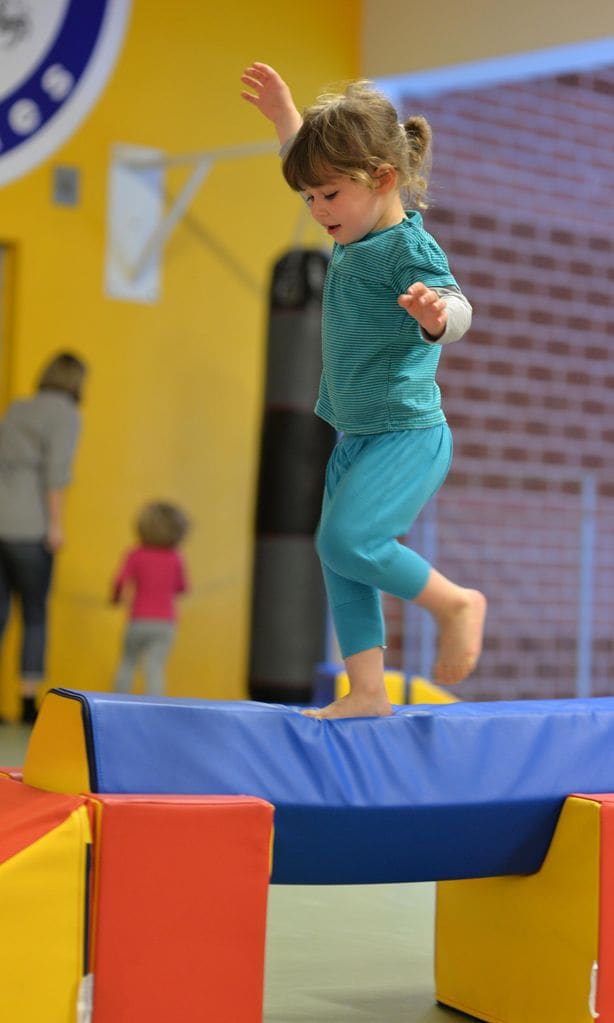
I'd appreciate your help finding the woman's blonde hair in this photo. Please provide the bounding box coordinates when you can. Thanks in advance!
[283,80,432,209]
[137,502,190,548]
[37,351,87,403]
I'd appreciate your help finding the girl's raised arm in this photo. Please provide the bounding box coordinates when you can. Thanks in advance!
[240,62,302,145]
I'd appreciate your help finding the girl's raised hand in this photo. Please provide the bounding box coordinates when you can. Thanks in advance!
[398,282,447,340]
[240,62,302,143]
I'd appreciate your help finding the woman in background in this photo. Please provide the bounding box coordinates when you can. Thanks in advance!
[0,352,87,723]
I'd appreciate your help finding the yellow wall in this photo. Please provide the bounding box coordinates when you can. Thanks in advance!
[363,0,614,76]
[0,0,360,716]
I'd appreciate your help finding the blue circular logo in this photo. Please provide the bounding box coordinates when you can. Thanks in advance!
[0,0,131,186]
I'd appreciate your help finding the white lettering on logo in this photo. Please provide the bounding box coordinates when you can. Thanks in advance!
[41,63,74,102]
[8,98,40,135]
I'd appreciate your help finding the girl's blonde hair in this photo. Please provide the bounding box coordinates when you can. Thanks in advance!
[137,502,190,548]
[37,351,87,403]
[283,80,432,209]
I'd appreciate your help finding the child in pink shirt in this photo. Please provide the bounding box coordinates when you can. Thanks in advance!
[112,501,190,696]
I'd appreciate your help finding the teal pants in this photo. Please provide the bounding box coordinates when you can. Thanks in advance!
[316,425,453,659]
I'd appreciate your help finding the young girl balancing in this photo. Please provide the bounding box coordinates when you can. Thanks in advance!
[111,501,190,697]
[241,62,487,719]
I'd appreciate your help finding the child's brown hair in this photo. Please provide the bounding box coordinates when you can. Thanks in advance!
[137,502,190,548]
[282,80,432,209]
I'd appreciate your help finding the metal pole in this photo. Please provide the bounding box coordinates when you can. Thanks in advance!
[118,139,278,168]
[128,156,212,280]
[576,474,596,698]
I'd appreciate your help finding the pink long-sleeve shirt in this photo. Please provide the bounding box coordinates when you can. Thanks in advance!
[112,546,188,621]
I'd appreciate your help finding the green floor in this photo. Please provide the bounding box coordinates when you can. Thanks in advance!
[0,720,30,769]
[264,882,458,1022]
[0,724,459,1023]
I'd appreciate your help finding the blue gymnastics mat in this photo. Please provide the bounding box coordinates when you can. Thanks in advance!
[25,689,614,884]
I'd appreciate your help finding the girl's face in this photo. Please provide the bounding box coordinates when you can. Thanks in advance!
[301,171,404,245]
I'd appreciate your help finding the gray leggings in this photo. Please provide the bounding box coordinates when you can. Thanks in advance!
[114,619,176,696]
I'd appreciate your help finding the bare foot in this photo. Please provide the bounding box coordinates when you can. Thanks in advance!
[432,589,487,685]
[302,691,393,719]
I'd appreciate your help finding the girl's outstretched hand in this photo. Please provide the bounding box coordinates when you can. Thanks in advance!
[398,282,447,340]
[240,62,302,143]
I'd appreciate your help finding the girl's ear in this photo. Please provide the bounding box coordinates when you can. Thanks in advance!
[373,164,397,192]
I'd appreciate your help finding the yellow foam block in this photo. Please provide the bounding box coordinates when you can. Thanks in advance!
[435,795,600,1023]
[0,804,91,1021]
[335,669,405,704]
[408,675,459,705]
[23,690,90,794]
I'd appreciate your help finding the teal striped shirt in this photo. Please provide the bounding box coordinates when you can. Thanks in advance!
[316,211,457,434]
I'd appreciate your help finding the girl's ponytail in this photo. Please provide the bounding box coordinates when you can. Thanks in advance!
[403,115,432,208]
[403,115,432,168]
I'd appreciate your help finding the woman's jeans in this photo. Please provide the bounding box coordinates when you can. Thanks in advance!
[0,540,53,680]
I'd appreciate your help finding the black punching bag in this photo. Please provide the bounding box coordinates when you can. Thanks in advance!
[249,249,335,704]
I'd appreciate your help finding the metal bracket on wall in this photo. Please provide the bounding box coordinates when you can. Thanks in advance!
[104,140,277,303]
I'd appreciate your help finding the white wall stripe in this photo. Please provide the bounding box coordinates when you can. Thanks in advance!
[375,37,614,102]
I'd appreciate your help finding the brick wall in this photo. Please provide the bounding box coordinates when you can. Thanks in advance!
[384,66,614,699]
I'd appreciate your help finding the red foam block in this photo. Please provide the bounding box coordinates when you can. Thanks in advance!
[89,794,273,1023]
[0,773,85,866]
